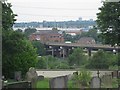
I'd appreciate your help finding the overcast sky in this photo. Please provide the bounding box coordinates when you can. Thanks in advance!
[8,0,103,22]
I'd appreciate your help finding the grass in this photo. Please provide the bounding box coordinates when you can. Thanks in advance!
[67,80,74,88]
[36,78,76,88]
[36,78,49,88]
[36,78,77,88]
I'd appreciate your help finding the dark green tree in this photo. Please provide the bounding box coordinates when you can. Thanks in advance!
[16,29,23,33]
[36,57,47,69]
[36,55,62,69]
[68,48,87,67]
[2,2,38,78]
[32,41,46,56]
[52,27,58,30]
[87,50,110,69]
[24,28,37,39]
[96,2,120,46]
[2,1,17,30]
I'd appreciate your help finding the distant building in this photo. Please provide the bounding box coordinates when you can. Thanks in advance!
[29,30,64,43]
[78,17,82,21]
[77,37,96,44]
[90,19,93,22]
[65,30,82,36]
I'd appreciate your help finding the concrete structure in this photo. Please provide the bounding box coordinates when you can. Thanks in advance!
[49,76,68,88]
[90,77,101,88]
[44,42,120,58]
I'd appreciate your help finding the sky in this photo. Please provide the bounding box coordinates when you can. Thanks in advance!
[8,0,103,22]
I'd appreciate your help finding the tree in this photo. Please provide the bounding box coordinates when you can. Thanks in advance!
[32,41,46,56]
[96,2,120,46]
[87,50,110,69]
[24,28,37,39]
[63,31,75,42]
[52,27,58,30]
[68,48,87,67]
[87,27,99,42]
[16,29,23,33]
[2,2,38,78]
[36,57,47,69]
[2,1,17,31]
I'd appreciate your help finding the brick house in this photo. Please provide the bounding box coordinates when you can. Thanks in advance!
[77,37,96,44]
[29,30,64,43]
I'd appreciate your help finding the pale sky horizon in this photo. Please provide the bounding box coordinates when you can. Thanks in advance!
[8,0,103,22]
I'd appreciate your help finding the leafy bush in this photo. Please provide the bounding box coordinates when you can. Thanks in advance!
[68,48,87,67]
[71,69,92,87]
[86,50,118,69]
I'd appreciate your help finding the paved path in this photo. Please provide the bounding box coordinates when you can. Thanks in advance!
[36,70,113,78]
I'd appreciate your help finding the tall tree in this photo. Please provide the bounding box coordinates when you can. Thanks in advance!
[96,2,120,46]
[2,2,38,78]
[68,48,87,67]
[2,1,17,31]
[88,50,114,69]
[32,41,46,56]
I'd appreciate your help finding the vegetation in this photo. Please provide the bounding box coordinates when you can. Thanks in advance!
[86,50,118,69]
[2,1,38,79]
[35,47,118,70]
[24,28,37,38]
[52,27,58,30]
[68,48,87,67]
[36,78,49,88]
[96,2,120,46]
[69,70,92,88]
[36,55,70,69]
[32,41,46,56]
[63,26,101,43]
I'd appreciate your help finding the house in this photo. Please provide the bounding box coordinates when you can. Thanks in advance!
[77,37,96,44]
[29,30,64,43]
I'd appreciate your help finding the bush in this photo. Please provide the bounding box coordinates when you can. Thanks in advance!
[71,69,92,87]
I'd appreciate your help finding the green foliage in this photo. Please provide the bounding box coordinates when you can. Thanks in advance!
[36,57,47,69]
[52,27,58,30]
[86,50,118,69]
[2,2,17,30]
[36,78,49,88]
[68,48,87,67]
[96,2,120,46]
[63,26,101,43]
[112,78,119,88]
[16,29,23,33]
[71,70,92,87]
[118,53,120,67]
[2,31,38,78]
[24,28,37,38]
[56,61,70,69]
[63,32,75,42]
[78,70,92,86]
[36,56,59,69]
[36,56,70,69]
[76,26,102,43]
[32,41,46,56]
[2,2,38,79]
